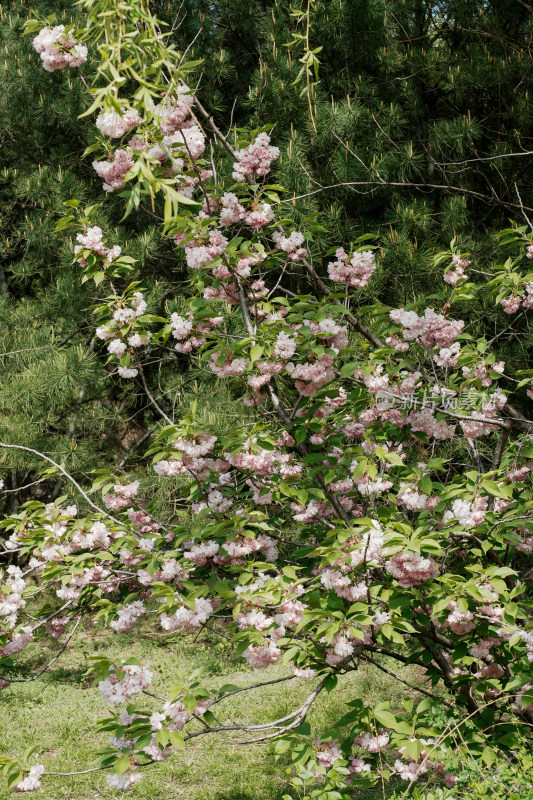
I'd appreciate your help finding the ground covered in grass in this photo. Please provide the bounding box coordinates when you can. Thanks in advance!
[1,627,531,800]
[0,625,421,800]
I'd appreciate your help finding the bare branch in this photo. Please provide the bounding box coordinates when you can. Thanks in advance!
[282,180,533,215]
[0,442,123,524]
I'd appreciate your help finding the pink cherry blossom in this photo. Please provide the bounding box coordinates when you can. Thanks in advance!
[96,109,142,138]
[328,248,376,288]
[92,149,134,192]
[232,133,280,180]
[33,26,87,71]
[99,664,153,704]
[385,551,438,587]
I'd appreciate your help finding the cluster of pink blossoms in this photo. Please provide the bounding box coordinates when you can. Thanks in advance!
[103,480,140,510]
[170,310,223,354]
[90,80,206,194]
[106,773,142,791]
[232,133,280,181]
[286,355,336,397]
[153,437,230,484]
[385,334,410,352]
[462,359,505,387]
[324,630,370,665]
[276,319,348,398]
[146,128,207,174]
[291,495,358,524]
[500,282,533,313]
[33,26,87,71]
[95,293,151,379]
[217,192,275,231]
[327,248,376,288]
[397,483,438,512]
[99,664,153,704]
[173,434,218,457]
[136,558,188,587]
[444,496,488,528]
[407,407,456,440]
[160,597,215,632]
[182,530,278,568]
[442,601,476,634]
[12,765,45,793]
[354,731,390,753]
[273,331,297,359]
[74,225,122,267]
[244,203,276,230]
[0,566,26,630]
[315,739,343,768]
[444,254,470,285]
[460,389,507,438]
[320,568,367,602]
[225,439,282,475]
[385,551,438,588]
[92,149,134,192]
[96,108,142,138]
[356,473,394,497]
[389,307,464,349]
[45,616,69,638]
[236,596,304,635]
[272,230,307,261]
[243,639,282,668]
[54,564,119,602]
[110,601,146,633]
[0,627,33,659]
[176,229,228,271]
[154,84,194,134]
[209,352,249,378]
[348,757,371,777]
[395,749,457,787]
[156,697,211,733]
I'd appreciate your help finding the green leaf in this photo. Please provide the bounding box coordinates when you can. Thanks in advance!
[113,757,130,776]
[250,344,264,362]
[340,362,359,379]
[217,684,240,696]
[419,477,432,494]
[373,710,398,730]
[157,728,170,748]
[324,674,338,692]
[482,746,497,767]
[482,480,513,500]
[168,730,185,748]
[6,770,23,790]
[403,739,423,761]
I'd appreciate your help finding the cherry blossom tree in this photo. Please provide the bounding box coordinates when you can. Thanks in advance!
[0,2,532,796]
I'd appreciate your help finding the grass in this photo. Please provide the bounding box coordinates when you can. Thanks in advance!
[0,625,418,800]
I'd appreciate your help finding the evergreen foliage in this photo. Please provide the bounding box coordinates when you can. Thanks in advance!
[0,3,532,796]
[0,1,184,507]
[2,0,533,503]
[169,0,533,299]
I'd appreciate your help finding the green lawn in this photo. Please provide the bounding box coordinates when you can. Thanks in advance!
[0,626,416,799]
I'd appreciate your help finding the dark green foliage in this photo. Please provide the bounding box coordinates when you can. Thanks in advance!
[0,1,182,508]
[2,0,533,508]
[167,0,533,299]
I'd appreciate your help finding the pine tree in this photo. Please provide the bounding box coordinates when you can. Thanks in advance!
[166,0,533,301]
[2,0,533,510]
[0,1,187,510]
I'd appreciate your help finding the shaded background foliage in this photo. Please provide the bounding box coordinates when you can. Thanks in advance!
[1,0,533,509]
[172,0,533,280]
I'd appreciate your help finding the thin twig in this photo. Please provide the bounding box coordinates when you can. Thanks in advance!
[0,442,122,524]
